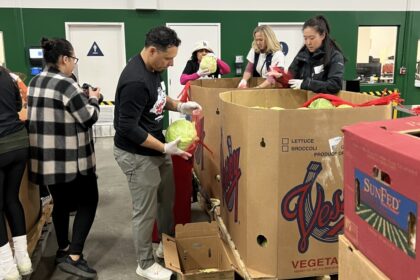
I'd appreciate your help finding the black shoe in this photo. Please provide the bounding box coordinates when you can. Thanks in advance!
[55,249,69,265]
[58,255,97,279]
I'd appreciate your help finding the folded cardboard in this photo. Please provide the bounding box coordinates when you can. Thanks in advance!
[218,89,392,279]
[343,116,420,280]
[189,78,264,201]
[339,235,389,280]
[163,222,235,280]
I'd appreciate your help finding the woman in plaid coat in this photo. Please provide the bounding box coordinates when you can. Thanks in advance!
[27,37,101,279]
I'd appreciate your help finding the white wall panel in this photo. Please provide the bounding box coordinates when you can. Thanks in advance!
[1,0,420,11]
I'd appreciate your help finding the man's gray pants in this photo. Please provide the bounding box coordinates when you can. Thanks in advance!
[114,146,175,269]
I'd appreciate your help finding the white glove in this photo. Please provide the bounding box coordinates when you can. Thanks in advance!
[238,79,248,88]
[163,137,192,160]
[177,101,202,115]
[197,68,211,77]
[288,79,303,89]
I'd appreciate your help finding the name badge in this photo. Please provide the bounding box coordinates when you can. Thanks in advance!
[314,65,324,74]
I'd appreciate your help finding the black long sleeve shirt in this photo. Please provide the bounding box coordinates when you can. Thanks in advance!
[114,55,167,156]
[0,69,25,138]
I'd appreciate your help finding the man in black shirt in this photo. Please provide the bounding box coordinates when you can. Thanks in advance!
[113,26,201,280]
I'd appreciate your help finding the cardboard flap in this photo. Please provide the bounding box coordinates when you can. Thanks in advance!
[162,234,182,274]
[175,222,219,239]
[247,267,277,279]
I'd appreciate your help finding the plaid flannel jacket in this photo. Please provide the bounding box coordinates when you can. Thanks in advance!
[27,67,100,185]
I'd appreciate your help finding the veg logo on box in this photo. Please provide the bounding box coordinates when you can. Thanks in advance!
[281,161,343,253]
[221,134,241,222]
[355,169,417,257]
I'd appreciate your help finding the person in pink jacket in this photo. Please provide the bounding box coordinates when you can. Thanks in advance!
[180,40,230,85]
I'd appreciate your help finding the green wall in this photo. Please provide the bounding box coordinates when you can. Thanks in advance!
[1,8,420,104]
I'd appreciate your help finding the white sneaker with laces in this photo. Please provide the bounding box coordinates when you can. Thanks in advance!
[136,262,172,280]
[155,242,164,259]
[14,251,33,275]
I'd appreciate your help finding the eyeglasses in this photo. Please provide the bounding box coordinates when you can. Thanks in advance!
[68,56,79,64]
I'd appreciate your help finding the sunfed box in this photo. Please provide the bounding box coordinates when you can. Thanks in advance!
[339,235,389,280]
[163,222,236,280]
[189,78,264,201]
[343,116,420,280]
[218,89,392,279]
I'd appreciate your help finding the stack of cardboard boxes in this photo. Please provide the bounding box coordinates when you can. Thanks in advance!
[217,89,392,279]
[182,76,391,279]
[342,116,420,280]
[179,78,397,279]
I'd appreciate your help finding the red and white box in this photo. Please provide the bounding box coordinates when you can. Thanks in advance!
[343,116,420,280]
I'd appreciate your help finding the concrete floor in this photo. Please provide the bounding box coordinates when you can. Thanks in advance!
[30,137,209,280]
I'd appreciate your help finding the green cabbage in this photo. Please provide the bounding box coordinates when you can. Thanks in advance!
[337,104,353,109]
[165,119,198,151]
[308,98,335,109]
[200,55,217,74]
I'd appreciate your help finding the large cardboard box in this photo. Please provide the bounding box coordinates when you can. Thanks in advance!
[218,89,392,279]
[343,116,420,280]
[163,222,235,280]
[189,78,264,201]
[339,235,389,280]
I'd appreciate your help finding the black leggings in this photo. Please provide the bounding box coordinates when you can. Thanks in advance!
[0,148,28,247]
[48,172,98,255]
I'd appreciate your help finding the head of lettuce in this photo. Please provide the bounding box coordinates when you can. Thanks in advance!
[165,119,198,152]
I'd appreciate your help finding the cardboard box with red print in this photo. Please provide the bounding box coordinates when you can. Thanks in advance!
[218,89,392,279]
[188,78,264,202]
[343,116,420,280]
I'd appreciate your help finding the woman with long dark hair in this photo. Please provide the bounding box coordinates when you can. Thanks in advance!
[287,15,345,93]
[27,37,101,278]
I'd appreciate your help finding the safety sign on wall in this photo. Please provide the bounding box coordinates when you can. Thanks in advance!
[87,42,104,56]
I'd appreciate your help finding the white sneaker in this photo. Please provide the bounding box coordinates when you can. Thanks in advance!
[0,263,21,280]
[136,262,172,280]
[155,242,164,259]
[14,252,33,276]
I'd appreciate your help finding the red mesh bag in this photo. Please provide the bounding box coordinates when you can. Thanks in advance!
[302,91,403,108]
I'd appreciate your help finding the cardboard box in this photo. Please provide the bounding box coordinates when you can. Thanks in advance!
[339,235,389,280]
[343,116,420,280]
[218,89,392,279]
[189,78,264,201]
[163,222,235,280]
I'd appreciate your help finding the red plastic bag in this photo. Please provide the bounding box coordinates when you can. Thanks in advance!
[177,81,191,102]
[271,66,294,88]
[302,91,403,108]
[184,110,213,156]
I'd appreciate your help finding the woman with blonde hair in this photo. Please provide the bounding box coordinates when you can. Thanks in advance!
[238,25,285,89]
